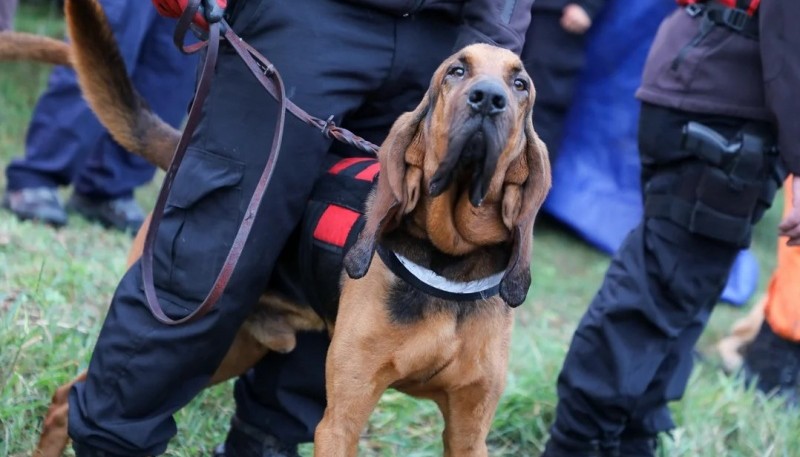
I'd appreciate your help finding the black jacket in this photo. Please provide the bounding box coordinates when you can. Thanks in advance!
[637,1,800,174]
[343,0,534,54]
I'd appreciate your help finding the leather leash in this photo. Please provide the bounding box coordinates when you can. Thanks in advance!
[142,1,379,325]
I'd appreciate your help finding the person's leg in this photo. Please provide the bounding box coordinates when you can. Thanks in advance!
[3,0,161,226]
[544,220,739,456]
[230,332,330,453]
[227,9,462,451]
[2,63,102,226]
[542,104,783,456]
[68,5,196,232]
[0,0,18,31]
[5,60,102,192]
[70,9,197,232]
[67,1,396,455]
[617,107,785,448]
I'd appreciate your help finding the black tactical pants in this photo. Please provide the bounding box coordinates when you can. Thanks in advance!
[546,103,784,453]
[67,2,460,455]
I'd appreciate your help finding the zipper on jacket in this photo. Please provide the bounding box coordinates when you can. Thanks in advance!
[671,9,716,70]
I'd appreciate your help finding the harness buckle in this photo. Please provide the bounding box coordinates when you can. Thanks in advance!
[721,8,749,32]
[685,3,705,17]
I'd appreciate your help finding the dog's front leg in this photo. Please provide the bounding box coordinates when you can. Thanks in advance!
[313,335,388,457]
[433,378,505,457]
[314,277,395,457]
[432,309,511,457]
[34,371,87,457]
[314,369,385,457]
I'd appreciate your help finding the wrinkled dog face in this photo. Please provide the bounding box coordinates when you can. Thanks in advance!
[427,44,535,207]
[345,44,550,297]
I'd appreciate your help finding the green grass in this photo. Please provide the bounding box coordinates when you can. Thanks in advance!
[1,4,799,456]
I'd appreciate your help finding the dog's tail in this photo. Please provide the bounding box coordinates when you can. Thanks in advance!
[0,31,71,66]
[65,0,180,170]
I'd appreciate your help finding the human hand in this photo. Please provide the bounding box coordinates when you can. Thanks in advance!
[152,0,226,29]
[561,4,592,34]
[779,175,800,246]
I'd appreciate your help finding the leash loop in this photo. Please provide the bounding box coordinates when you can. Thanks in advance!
[172,0,208,54]
[320,115,336,138]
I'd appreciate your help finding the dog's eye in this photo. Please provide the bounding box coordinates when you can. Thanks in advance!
[447,66,465,78]
[513,78,529,92]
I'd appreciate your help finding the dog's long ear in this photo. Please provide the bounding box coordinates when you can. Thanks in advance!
[499,111,551,307]
[343,93,432,279]
[383,93,431,211]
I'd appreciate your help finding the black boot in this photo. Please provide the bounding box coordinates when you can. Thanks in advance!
[66,193,145,233]
[72,441,130,457]
[213,416,300,457]
[742,321,800,406]
[541,438,610,457]
[542,435,656,457]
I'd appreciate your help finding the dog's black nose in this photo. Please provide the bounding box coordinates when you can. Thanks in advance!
[467,81,507,116]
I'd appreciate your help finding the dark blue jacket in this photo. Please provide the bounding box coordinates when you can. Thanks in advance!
[344,0,534,54]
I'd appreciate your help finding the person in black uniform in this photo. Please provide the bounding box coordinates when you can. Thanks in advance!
[66,1,534,457]
[521,0,606,162]
[541,0,800,456]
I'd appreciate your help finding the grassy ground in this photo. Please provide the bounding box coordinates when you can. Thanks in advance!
[2,3,799,457]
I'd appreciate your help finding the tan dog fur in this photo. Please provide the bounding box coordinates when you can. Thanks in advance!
[715,296,766,374]
[9,1,551,456]
[0,31,70,66]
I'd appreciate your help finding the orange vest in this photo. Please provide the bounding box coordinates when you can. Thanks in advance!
[676,0,760,16]
[764,178,800,342]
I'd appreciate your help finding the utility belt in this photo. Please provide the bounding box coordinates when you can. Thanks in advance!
[684,2,759,39]
[645,121,784,246]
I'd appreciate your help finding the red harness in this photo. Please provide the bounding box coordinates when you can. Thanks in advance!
[313,158,379,248]
[677,0,760,16]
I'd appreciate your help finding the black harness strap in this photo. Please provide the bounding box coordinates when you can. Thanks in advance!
[672,1,759,70]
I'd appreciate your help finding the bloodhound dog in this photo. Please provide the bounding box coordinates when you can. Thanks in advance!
[8,0,551,455]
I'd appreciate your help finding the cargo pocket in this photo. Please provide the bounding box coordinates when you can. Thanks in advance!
[152,148,246,310]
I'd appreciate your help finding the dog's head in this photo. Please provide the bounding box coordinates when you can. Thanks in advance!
[345,43,551,306]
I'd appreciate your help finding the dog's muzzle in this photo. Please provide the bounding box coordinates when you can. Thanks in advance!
[429,81,509,206]
[467,80,507,117]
